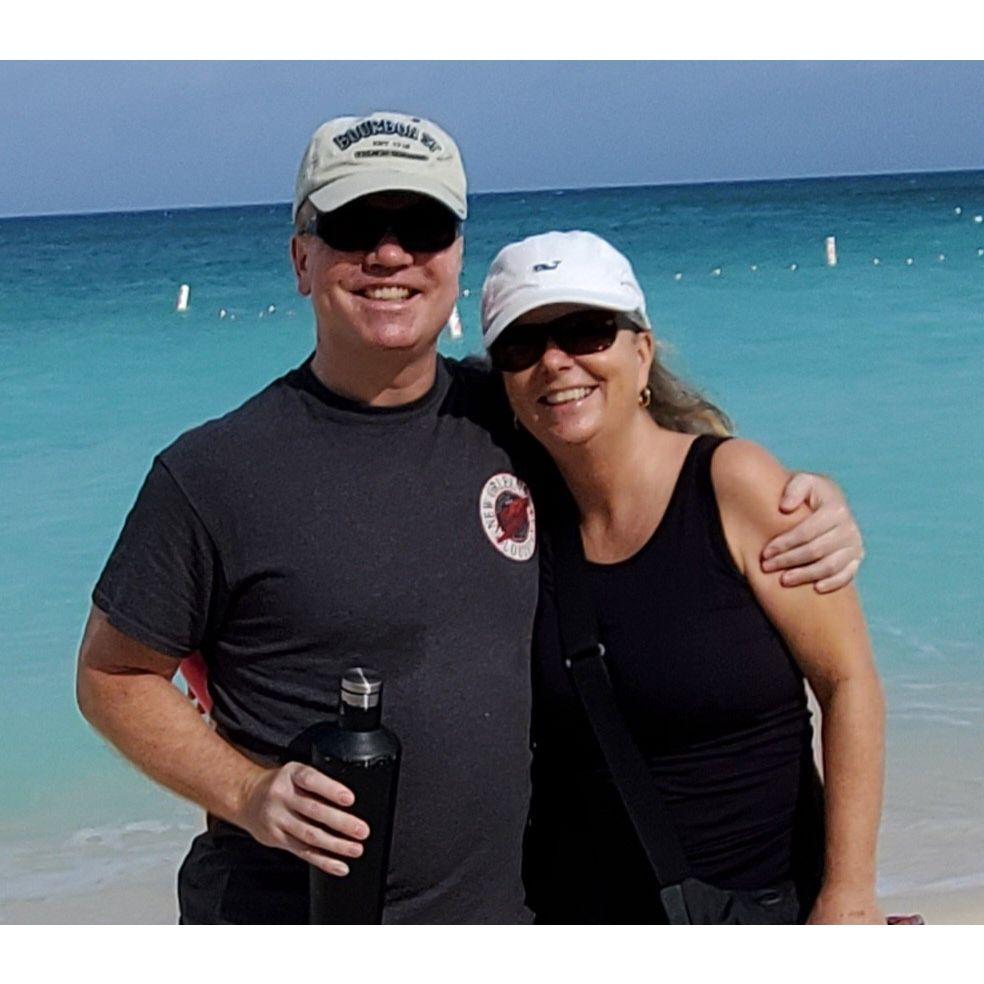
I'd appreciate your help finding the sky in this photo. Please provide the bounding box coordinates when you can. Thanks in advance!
[2,61,984,217]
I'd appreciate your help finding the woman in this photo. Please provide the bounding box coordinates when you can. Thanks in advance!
[481,231,885,924]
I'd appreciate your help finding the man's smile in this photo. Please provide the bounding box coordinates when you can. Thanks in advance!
[356,285,419,301]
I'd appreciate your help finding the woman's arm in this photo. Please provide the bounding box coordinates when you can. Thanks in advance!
[711,439,886,925]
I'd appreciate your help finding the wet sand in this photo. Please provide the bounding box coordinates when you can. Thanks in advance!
[1,855,180,924]
[4,857,982,925]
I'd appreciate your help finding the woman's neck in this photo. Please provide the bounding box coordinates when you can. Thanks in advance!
[548,416,687,561]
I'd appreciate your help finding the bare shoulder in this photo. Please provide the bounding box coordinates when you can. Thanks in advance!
[711,438,809,542]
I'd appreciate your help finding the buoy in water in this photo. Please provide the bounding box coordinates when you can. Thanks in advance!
[711,267,722,277]
[938,253,946,262]
[906,258,914,266]
[267,304,276,314]
[447,304,463,339]
[175,284,190,312]
[673,273,683,281]
[789,263,798,272]
[460,288,471,298]
[955,207,963,215]
[218,308,228,319]
[976,215,984,224]
[824,236,838,267]
[750,264,758,272]
[872,258,881,266]
[978,248,984,257]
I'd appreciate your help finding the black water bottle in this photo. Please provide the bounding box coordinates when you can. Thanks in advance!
[309,667,401,924]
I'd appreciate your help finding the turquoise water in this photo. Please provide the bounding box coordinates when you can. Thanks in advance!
[2,173,983,908]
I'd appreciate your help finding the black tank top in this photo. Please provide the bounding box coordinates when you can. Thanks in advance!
[527,434,824,923]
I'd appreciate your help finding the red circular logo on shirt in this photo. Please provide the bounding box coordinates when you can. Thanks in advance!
[479,473,536,562]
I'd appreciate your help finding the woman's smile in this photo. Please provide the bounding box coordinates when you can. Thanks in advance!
[538,385,599,407]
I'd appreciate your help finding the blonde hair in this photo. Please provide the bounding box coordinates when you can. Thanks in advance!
[643,337,733,436]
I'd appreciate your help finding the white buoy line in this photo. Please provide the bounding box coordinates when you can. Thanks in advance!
[176,286,477,327]
[952,206,984,224]
[177,220,984,311]
[668,236,984,281]
[173,285,299,320]
[215,305,295,320]
[668,208,984,282]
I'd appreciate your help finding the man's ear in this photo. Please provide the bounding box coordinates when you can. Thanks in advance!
[291,234,313,297]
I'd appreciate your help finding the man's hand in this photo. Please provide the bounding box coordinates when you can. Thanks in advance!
[761,473,864,593]
[236,763,368,877]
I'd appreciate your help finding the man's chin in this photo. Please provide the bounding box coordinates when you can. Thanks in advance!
[364,322,443,353]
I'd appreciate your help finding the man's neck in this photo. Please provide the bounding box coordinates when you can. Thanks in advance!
[310,342,439,407]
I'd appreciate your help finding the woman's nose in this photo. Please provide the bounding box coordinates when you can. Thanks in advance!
[539,339,574,371]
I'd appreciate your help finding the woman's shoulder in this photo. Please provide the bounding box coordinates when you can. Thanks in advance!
[710,438,806,537]
[711,438,790,491]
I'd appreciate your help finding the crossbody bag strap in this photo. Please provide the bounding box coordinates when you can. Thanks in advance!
[549,519,693,904]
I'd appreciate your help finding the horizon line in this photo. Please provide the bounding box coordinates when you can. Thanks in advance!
[3,164,983,221]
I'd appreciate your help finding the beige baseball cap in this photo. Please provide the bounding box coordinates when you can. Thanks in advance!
[293,111,467,221]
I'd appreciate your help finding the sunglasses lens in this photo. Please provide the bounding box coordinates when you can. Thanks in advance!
[489,334,544,373]
[396,202,460,252]
[314,200,459,253]
[314,207,370,251]
[490,312,627,372]
[555,314,620,354]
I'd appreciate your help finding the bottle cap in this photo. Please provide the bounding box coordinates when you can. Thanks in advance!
[341,667,382,709]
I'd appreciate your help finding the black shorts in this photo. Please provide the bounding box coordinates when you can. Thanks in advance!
[178,818,309,924]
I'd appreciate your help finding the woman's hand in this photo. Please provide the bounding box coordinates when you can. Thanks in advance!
[234,761,368,876]
[761,472,864,592]
[806,887,885,925]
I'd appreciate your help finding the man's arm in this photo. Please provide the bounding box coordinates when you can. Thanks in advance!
[76,605,366,877]
[764,472,865,592]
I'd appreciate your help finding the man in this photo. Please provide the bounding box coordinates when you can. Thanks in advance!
[76,111,864,924]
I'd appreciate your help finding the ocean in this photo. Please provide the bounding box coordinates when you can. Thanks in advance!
[1,172,983,916]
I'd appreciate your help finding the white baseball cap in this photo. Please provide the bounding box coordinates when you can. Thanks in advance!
[293,111,467,221]
[481,230,651,349]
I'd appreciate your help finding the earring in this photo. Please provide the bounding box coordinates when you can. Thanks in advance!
[639,386,652,408]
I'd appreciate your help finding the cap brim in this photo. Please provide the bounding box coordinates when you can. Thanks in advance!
[307,172,467,220]
[483,287,650,349]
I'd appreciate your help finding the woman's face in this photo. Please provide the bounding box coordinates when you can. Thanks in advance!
[499,303,654,451]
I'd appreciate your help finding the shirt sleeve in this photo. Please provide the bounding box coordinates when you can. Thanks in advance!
[92,456,226,659]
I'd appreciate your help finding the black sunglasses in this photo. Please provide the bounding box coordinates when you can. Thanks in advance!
[305,198,461,254]
[488,310,640,373]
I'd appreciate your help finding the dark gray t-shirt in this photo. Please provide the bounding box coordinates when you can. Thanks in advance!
[93,355,539,923]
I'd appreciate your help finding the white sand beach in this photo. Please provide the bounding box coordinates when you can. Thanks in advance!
[3,826,982,925]
[6,872,983,925]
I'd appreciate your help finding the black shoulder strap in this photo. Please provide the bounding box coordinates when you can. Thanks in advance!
[550,517,692,893]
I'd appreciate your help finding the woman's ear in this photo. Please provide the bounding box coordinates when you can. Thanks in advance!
[635,330,654,392]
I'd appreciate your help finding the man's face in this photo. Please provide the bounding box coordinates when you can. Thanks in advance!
[291,192,463,357]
